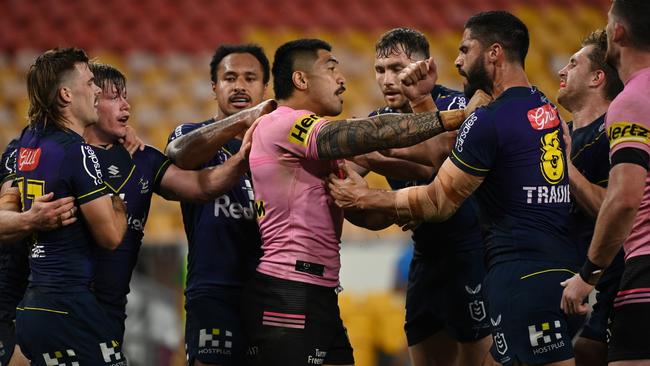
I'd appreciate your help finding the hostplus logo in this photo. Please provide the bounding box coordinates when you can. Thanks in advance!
[528,321,566,355]
[99,340,127,366]
[198,328,232,355]
[42,349,78,366]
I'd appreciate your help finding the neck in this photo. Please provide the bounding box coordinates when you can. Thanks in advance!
[83,126,116,147]
[570,95,610,129]
[61,115,86,137]
[279,94,321,115]
[617,48,650,83]
[490,62,531,99]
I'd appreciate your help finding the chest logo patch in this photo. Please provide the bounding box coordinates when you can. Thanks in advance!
[18,147,41,171]
[528,104,560,130]
[540,129,565,184]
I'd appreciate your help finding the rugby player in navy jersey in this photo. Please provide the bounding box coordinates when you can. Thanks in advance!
[164,44,273,366]
[348,27,491,366]
[329,11,584,365]
[84,63,263,349]
[555,30,624,366]
[13,48,128,365]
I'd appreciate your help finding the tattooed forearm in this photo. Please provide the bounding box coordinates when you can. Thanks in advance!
[165,111,252,169]
[316,111,446,160]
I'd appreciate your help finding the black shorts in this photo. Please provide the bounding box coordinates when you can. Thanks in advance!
[485,261,585,366]
[0,320,16,365]
[580,250,624,343]
[185,287,251,366]
[16,288,126,366]
[405,248,490,345]
[242,272,354,366]
[608,254,650,362]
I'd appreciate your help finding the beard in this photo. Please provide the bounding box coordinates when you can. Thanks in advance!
[460,59,493,99]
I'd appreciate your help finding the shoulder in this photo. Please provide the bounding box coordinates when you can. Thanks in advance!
[169,118,215,141]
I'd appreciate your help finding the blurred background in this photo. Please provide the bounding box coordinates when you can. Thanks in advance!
[1,0,611,364]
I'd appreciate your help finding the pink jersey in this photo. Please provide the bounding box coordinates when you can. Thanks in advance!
[249,106,344,287]
[606,67,650,260]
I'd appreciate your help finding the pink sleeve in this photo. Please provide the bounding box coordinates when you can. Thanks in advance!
[274,109,329,160]
[606,95,650,157]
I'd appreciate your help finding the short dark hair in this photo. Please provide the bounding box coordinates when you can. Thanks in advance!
[209,44,270,84]
[272,39,332,100]
[375,27,430,59]
[89,63,127,97]
[581,30,624,101]
[464,11,529,66]
[611,0,650,51]
[27,47,89,129]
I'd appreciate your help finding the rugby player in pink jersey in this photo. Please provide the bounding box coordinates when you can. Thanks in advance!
[242,38,489,366]
[560,0,650,363]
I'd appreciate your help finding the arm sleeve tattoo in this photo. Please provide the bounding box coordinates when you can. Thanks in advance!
[316,111,445,160]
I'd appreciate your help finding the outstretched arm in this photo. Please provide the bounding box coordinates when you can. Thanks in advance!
[328,158,483,224]
[166,99,276,169]
[348,151,433,181]
[158,119,257,202]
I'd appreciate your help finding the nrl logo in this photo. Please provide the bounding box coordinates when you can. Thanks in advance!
[491,315,502,327]
[465,284,481,294]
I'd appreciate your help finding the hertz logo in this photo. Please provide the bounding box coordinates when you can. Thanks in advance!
[607,122,650,148]
[255,200,265,219]
[288,114,322,146]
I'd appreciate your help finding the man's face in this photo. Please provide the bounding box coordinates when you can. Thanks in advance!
[605,8,621,70]
[95,81,130,141]
[212,52,267,117]
[455,29,493,98]
[557,45,595,112]
[374,46,425,112]
[67,63,101,126]
[306,49,346,116]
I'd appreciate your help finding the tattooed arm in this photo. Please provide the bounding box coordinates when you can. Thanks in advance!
[316,111,440,160]
[166,99,276,169]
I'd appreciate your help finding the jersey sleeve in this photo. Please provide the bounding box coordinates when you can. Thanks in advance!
[273,109,330,160]
[0,138,18,184]
[167,122,204,146]
[145,146,172,193]
[606,97,650,158]
[449,108,497,177]
[64,143,108,204]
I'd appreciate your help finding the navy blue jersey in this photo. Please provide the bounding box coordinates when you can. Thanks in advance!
[371,86,482,255]
[450,87,575,268]
[568,116,609,259]
[16,125,108,289]
[168,119,262,299]
[0,138,29,322]
[370,84,467,115]
[91,144,171,319]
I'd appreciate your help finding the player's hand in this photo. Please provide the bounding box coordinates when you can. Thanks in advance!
[118,125,145,155]
[464,90,492,117]
[327,162,370,209]
[399,58,438,103]
[560,274,593,315]
[247,99,277,127]
[27,193,77,230]
[560,119,572,158]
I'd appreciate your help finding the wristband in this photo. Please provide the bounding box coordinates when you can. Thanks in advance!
[579,258,605,285]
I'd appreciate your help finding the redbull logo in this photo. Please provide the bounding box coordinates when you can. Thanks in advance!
[18,147,42,171]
